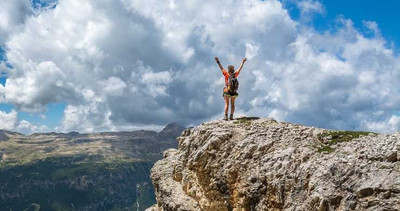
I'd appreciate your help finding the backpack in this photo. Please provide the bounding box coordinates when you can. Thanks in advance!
[228,74,239,92]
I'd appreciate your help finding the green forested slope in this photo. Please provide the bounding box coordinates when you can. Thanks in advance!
[0,123,184,211]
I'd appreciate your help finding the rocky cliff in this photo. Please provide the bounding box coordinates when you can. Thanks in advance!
[147,117,400,211]
[0,123,184,211]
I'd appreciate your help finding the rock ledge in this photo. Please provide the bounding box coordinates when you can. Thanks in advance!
[147,117,400,211]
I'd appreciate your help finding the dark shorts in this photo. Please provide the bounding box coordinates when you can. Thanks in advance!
[223,89,238,98]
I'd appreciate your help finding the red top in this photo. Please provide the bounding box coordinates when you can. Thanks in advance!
[222,69,239,86]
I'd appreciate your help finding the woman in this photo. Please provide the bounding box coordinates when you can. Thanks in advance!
[215,57,247,120]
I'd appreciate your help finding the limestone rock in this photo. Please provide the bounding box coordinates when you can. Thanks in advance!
[147,117,400,211]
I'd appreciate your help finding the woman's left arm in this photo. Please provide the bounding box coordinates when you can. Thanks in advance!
[236,57,247,75]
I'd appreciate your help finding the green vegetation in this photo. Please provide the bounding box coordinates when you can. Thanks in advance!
[0,155,156,211]
[233,119,251,126]
[23,203,40,211]
[316,130,376,153]
[317,145,335,153]
[318,131,376,145]
[0,125,184,211]
[51,158,137,179]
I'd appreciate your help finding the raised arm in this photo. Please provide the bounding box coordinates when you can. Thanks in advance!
[236,57,247,75]
[215,57,225,73]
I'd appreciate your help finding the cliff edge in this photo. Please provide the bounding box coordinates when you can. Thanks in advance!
[146,117,400,211]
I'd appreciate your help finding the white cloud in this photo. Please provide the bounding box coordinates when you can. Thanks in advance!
[59,103,113,133]
[99,77,127,96]
[297,0,325,14]
[16,119,49,134]
[0,109,48,134]
[140,71,172,97]
[0,83,5,103]
[245,42,260,60]
[0,109,18,130]
[363,20,380,35]
[1,0,400,133]
[296,0,325,22]
[363,115,400,133]
[0,0,31,45]
[4,61,75,112]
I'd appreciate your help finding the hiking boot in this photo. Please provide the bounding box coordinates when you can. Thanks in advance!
[223,114,228,121]
[229,114,234,120]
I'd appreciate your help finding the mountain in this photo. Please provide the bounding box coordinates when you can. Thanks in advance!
[0,123,184,211]
[147,117,400,211]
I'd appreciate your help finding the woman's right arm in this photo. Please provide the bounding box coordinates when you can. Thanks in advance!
[215,57,225,73]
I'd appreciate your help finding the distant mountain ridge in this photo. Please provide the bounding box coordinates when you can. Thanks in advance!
[0,122,183,137]
[0,123,185,211]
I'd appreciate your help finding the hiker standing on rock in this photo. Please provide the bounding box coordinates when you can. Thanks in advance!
[215,57,247,120]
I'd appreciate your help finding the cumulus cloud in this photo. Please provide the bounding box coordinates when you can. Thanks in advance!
[0,0,31,45]
[99,76,127,96]
[1,0,400,133]
[0,109,18,130]
[4,61,76,111]
[0,109,48,134]
[295,0,325,22]
[16,119,49,134]
[363,20,380,35]
[362,115,400,133]
[297,0,325,15]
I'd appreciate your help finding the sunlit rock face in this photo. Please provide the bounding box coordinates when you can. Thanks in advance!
[147,117,400,211]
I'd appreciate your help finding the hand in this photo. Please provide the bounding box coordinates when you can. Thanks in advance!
[215,57,220,63]
[242,57,247,63]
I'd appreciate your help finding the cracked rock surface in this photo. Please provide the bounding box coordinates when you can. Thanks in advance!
[147,117,400,211]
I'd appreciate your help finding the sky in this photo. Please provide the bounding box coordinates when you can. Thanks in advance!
[1,0,400,134]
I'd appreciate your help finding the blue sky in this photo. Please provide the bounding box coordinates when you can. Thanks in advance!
[31,0,58,10]
[286,0,400,53]
[1,0,400,133]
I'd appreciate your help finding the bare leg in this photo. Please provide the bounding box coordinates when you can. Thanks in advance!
[230,97,236,118]
[224,96,230,116]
